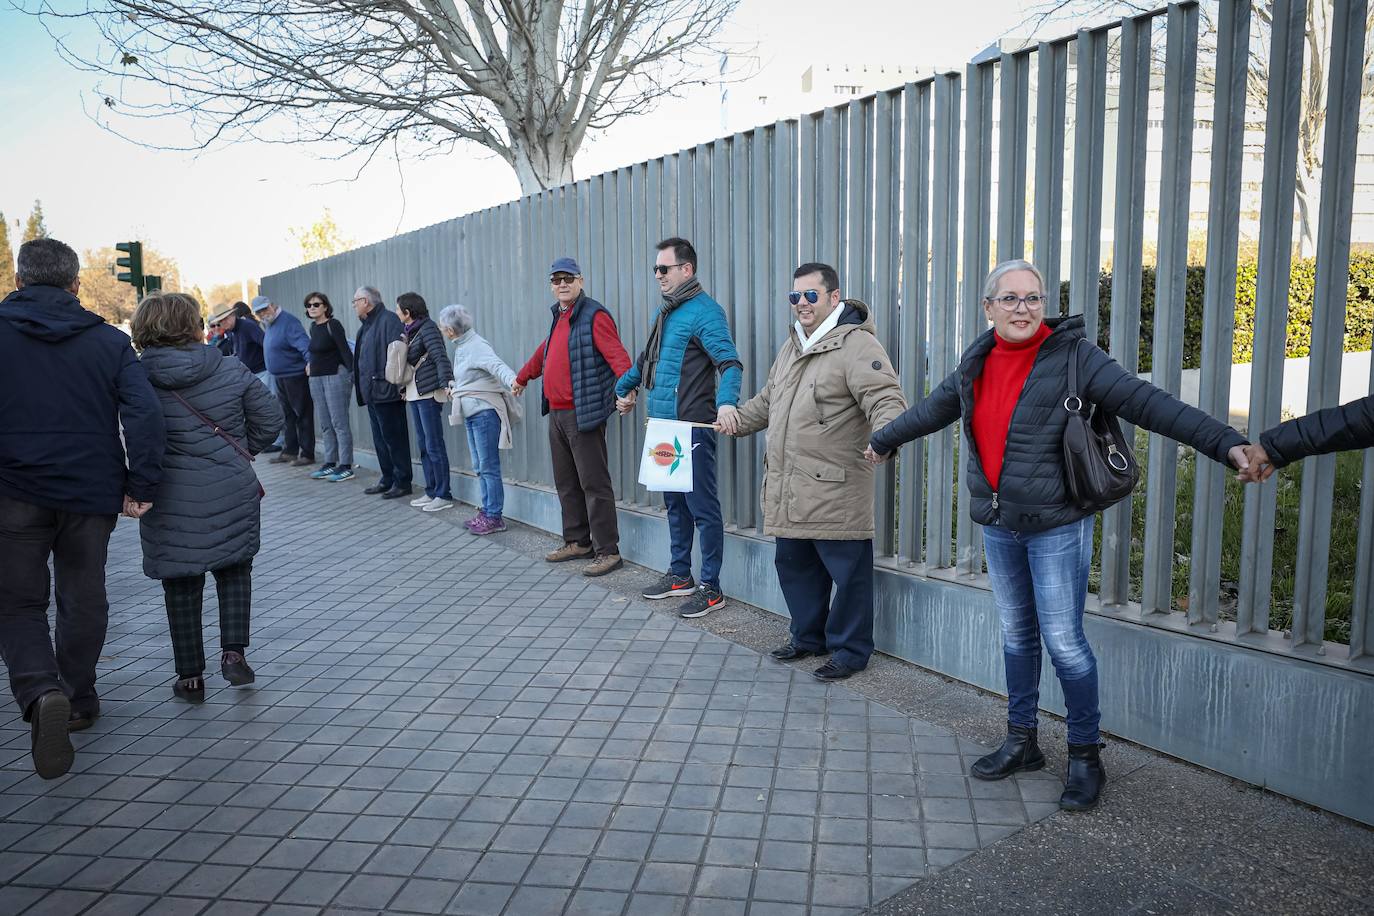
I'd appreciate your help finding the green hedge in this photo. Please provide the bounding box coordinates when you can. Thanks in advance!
[1056,253,1374,372]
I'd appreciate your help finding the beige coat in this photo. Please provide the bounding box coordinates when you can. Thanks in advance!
[734,300,907,540]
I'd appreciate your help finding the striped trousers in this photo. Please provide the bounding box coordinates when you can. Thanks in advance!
[310,370,354,467]
[161,560,252,679]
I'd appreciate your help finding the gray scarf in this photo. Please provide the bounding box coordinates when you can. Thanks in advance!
[641,278,702,391]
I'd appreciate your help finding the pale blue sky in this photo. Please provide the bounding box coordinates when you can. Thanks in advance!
[0,1,1039,289]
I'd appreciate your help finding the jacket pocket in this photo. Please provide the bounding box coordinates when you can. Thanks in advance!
[785,454,848,525]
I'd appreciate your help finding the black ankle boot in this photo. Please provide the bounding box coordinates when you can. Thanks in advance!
[971,724,1046,780]
[1060,742,1107,810]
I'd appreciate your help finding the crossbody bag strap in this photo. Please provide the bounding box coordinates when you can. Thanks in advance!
[168,391,255,464]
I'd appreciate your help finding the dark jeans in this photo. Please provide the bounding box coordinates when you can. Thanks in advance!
[548,410,618,556]
[982,515,1100,745]
[774,537,875,669]
[275,374,315,460]
[464,408,503,517]
[162,560,253,679]
[409,398,452,500]
[0,493,116,719]
[663,428,722,589]
[367,400,413,490]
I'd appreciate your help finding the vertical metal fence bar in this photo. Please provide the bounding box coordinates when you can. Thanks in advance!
[1353,350,1374,661]
[928,72,961,569]
[1034,40,1069,310]
[1292,0,1369,653]
[847,99,868,298]
[750,125,774,537]
[1069,28,1108,343]
[897,81,932,567]
[996,51,1030,262]
[872,89,899,558]
[1237,0,1305,636]
[820,107,843,264]
[1099,13,1151,608]
[1141,1,1199,617]
[710,139,737,527]
[798,114,818,260]
[957,61,993,579]
[769,120,799,532]
[730,131,755,530]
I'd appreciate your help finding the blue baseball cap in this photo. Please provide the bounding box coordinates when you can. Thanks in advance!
[550,257,581,278]
[250,295,273,312]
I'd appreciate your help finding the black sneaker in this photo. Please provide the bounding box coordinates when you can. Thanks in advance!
[642,573,697,600]
[679,585,725,619]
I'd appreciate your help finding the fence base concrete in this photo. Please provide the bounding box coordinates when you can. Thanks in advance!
[352,450,1374,827]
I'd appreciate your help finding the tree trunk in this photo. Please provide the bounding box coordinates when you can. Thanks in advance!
[1295,164,1319,259]
[511,134,577,196]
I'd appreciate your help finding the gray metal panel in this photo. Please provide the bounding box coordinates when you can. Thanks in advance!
[898,81,932,567]
[1238,0,1305,636]
[1069,28,1107,342]
[928,72,961,569]
[731,131,756,531]
[1355,350,1374,661]
[819,107,843,265]
[1034,41,1069,311]
[748,126,774,537]
[872,90,900,558]
[996,51,1030,262]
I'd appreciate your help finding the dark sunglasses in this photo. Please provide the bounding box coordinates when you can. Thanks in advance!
[788,290,823,306]
[306,301,324,308]
[550,274,577,285]
[653,263,686,276]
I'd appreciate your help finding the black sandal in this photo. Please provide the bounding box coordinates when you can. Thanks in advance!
[173,676,205,704]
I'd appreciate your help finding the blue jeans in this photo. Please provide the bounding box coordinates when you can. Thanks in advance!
[981,515,1100,745]
[464,409,504,518]
[409,398,451,500]
[663,428,723,590]
[256,371,285,448]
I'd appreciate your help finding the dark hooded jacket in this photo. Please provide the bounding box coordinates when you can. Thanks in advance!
[1260,394,1374,468]
[0,285,165,515]
[137,346,282,579]
[871,315,1247,533]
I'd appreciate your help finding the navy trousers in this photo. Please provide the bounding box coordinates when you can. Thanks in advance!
[773,537,875,669]
[367,401,413,490]
[663,428,723,589]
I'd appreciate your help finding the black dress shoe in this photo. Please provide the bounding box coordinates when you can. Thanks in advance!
[68,709,99,733]
[173,676,206,704]
[363,483,390,495]
[1060,742,1107,811]
[971,724,1046,780]
[260,444,283,454]
[812,660,861,681]
[770,643,830,662]
[381,487,413,500]
[29,692,74,779]
[221,651,256,686]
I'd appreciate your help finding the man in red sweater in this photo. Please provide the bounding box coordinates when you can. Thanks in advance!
[513,258,633,576]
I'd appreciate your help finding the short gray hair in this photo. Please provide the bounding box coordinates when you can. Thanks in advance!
[358,285,383,308]
[982,259,1046,300]
[17,238,80,289]
[437,304,473,336]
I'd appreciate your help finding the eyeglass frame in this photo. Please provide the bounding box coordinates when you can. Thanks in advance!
[305,300,325,308]
[788,289,826,306]
[550,274,580,286]
[653,263,687,276]
[983,293,1049,312]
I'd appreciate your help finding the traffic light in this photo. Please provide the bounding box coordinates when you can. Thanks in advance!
[144,275,162,294]
[115,241,144,297]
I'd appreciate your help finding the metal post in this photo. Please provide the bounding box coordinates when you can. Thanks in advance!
[1069,28,1108,342]
[897,81,932,567]
[928,72,961,569]
[1033,40,1068,308]
[996,51,1030,262]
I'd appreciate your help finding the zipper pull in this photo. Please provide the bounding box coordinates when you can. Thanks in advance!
[991,491,999,511]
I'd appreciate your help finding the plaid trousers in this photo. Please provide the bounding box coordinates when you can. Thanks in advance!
[161,560,253,678]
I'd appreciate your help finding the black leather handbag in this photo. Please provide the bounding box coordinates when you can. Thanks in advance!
[1061,338,1139,512]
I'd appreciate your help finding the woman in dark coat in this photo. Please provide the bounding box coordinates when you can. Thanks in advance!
[131,293,282,703]
[1243,395,1374,481]
[868,259,1251,811]
[397,292,455,511]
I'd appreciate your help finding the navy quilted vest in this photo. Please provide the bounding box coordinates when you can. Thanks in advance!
[540,294,617,432]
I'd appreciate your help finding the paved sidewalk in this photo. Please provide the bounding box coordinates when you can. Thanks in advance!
[0,462,1062,916]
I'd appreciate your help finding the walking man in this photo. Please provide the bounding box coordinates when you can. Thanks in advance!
[719,263,906,680]
[0,238,166,777]
[616,238,742,617]
[514,257,632,576]
[252,295,316,467]
[352,286,413,499]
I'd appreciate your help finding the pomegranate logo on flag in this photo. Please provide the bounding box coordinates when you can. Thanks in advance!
[652,437,685,474]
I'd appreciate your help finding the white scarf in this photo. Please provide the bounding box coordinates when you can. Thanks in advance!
[794,304,844,353]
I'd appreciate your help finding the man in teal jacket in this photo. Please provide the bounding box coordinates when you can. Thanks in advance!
[616,237,742,618]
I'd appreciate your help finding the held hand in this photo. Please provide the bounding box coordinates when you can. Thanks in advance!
[616,391,637,415]
[864,445,890,465]
[511,381,525,396]
[715,405,740,436]
[122,497,153,519]
[1236,443,1275,483]
[1228,445,1252,480]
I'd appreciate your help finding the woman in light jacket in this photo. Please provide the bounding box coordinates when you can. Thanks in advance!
[868,259,1251,811]
[438,304,519,535]
[397,292,455,511]
[131,293,282,703]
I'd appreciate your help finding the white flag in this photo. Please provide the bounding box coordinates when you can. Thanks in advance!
[638,418,695,492]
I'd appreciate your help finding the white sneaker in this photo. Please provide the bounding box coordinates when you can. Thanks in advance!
[423,499,454,513]
[409,495,435,508]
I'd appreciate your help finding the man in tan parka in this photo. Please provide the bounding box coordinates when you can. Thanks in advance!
[717,262,906,680]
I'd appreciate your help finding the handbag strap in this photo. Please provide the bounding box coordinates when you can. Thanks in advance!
[167,391,255,464]
[1064,337,1085,414]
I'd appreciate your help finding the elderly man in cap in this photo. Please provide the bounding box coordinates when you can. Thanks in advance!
[252,295,315,467]
[513,257,632,576]
[213,303,284,453]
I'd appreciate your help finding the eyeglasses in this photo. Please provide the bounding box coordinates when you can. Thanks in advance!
[351,296,368,305]
[985,293,1048,312]
[306,301,324,308]
[788,290,823,306]
[550,274,578,286]
[653,263,686,276]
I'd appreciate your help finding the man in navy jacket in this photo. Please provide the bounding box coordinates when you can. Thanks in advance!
[0,238,166,779]
[351,286,413,498]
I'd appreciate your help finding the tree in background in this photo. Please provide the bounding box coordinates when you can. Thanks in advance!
[79,245,183,326]
[198,279,260,313]
[0,213,14,293]
[36,0,739,194]
[289,210,354,266]
[22,200,48,243]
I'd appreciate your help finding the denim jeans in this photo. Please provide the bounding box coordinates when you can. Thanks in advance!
[409,398,451,500]
[663,428,723,590]
[464,408,504,518]
[981,514,1100,745]
[256,370,286,448]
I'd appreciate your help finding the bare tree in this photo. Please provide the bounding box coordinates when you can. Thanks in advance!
[1020,0,1374,256]
[33,0,740,194]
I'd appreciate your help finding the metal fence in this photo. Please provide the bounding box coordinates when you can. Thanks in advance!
[264,3,1372,714]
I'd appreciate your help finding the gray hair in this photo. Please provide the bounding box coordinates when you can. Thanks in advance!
[17,238,80,289]
[437,304,473,336]
[358,285,383,308]
[982,259,1046,300]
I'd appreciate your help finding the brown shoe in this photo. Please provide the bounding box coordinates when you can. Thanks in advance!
[545,543,593,563]
[291,456,314,467]
[583,554,624,577]
[268,453,293,464]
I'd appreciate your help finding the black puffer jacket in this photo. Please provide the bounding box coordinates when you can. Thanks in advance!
[1261,394,1374,468]
[405,317,454,396]
[138,346,283,579]
[871,315,1247,533]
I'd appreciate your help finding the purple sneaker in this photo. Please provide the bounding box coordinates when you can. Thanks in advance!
[470,513,507,536]
[463,512,486,531]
